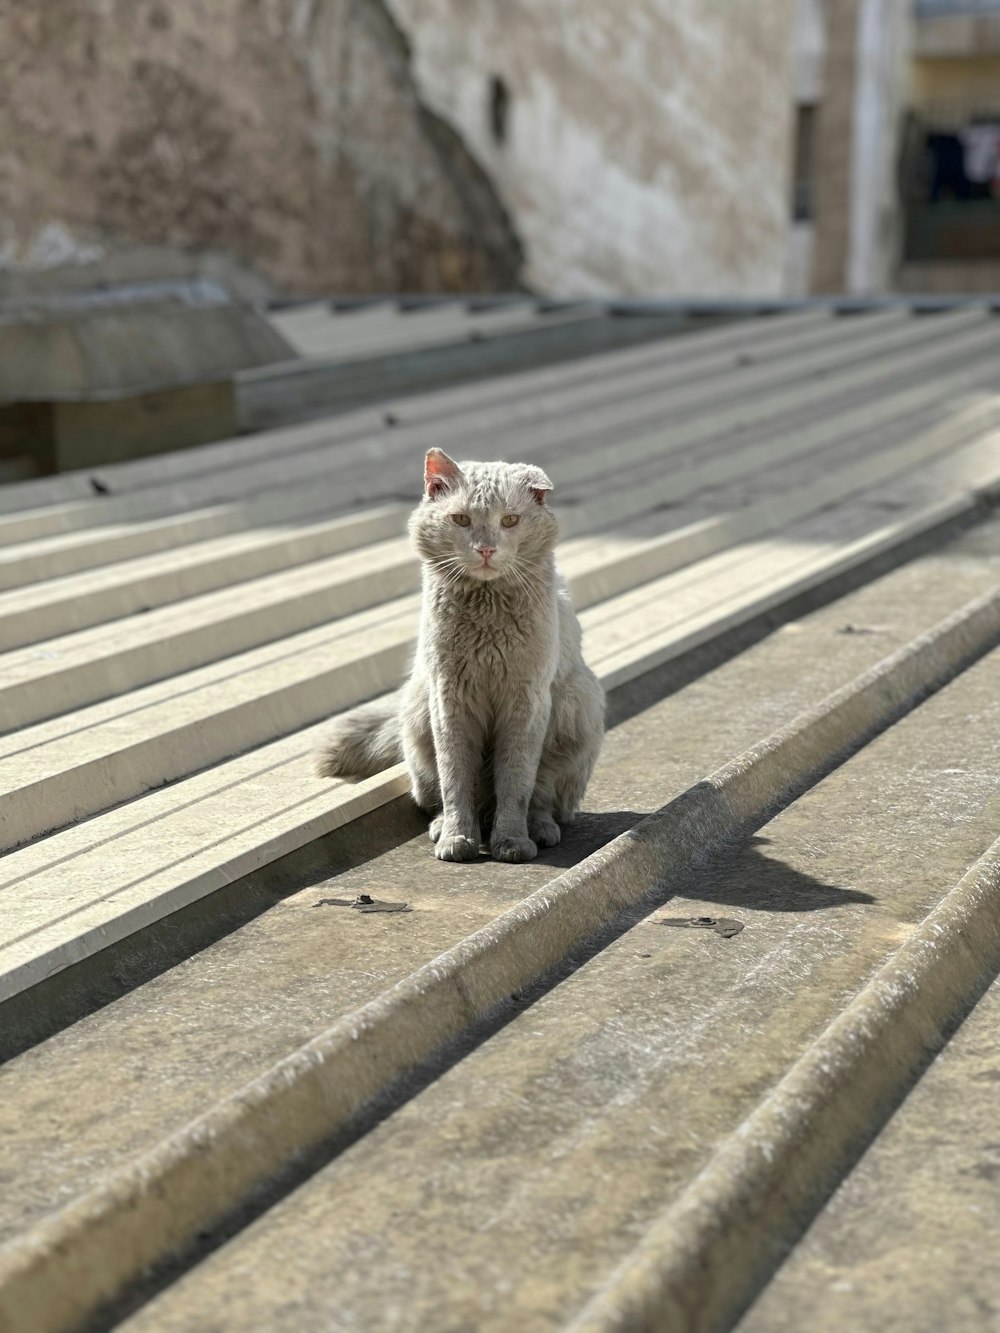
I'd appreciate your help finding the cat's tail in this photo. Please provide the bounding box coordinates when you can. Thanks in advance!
[314,694,403,780]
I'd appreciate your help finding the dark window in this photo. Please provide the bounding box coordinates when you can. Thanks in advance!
[489,75,510,145]
[792,104,817,222]
[902,108,1000,262]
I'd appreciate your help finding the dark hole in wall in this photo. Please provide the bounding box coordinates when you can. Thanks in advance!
[489,74,510,145]
[792,102,817,222]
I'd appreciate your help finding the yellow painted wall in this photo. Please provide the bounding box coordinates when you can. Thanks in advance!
[912,58,1000,115]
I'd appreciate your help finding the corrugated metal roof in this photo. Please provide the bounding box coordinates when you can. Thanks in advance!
[0,300,998,1330]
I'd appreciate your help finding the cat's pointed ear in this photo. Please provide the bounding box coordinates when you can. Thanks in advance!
[424,449,462,499]
[523,465,553,506]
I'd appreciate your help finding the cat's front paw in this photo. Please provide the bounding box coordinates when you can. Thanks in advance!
[490,834,538,863]
[428,814,444,843]
[435,834,480,862]
[528,814,561,848]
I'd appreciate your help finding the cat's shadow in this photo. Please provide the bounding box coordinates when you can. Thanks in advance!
[536,822,874,915]
[536,810,647,868]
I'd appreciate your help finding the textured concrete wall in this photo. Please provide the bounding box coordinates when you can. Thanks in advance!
[809,0,860,293]
[847,0,913,293]
[809,0,912,294]
[388,0,798,296]
[0,1,522,298]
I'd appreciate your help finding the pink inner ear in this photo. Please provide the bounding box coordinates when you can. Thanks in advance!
[424,449,461,498]
[531,488,548,505]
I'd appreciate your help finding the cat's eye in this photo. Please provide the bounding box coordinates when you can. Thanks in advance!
[501,514,520,528]
[451,513,471,527]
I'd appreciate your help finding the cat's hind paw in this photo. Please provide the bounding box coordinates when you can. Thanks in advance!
[435,834,480,862]
[528,814,561,848]
[490,834,538,863]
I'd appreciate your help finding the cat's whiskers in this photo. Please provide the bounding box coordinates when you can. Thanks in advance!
[507,557,547,611]
[436,571,468,596]
[428,556,469,591]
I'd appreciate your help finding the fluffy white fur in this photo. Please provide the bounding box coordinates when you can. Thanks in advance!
[316,449,604,862]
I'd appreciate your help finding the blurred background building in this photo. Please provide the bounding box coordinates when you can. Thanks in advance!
[1,0,998,302]
[904,0,1000,290]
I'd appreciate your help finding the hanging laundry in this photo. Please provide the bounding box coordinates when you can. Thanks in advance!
[959,124,1000,185]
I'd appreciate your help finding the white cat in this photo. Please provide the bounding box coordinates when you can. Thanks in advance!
[316,449,604,862]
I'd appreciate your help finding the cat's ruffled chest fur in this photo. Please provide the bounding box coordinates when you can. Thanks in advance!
[423,580,559,691]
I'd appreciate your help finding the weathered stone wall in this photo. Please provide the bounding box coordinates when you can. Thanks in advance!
[808,0,860,294]
[388,0,798,296]
[807,0,912,295]
[0,0,522,298]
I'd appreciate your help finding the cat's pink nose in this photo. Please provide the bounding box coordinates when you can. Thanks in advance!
[476,546,496,563]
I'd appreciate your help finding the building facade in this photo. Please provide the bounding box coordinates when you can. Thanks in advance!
[902,0,1000,289]
[388,0,799,297]
[787,0,1000,296]
[0,1,522,301]
[2,0,994,300]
